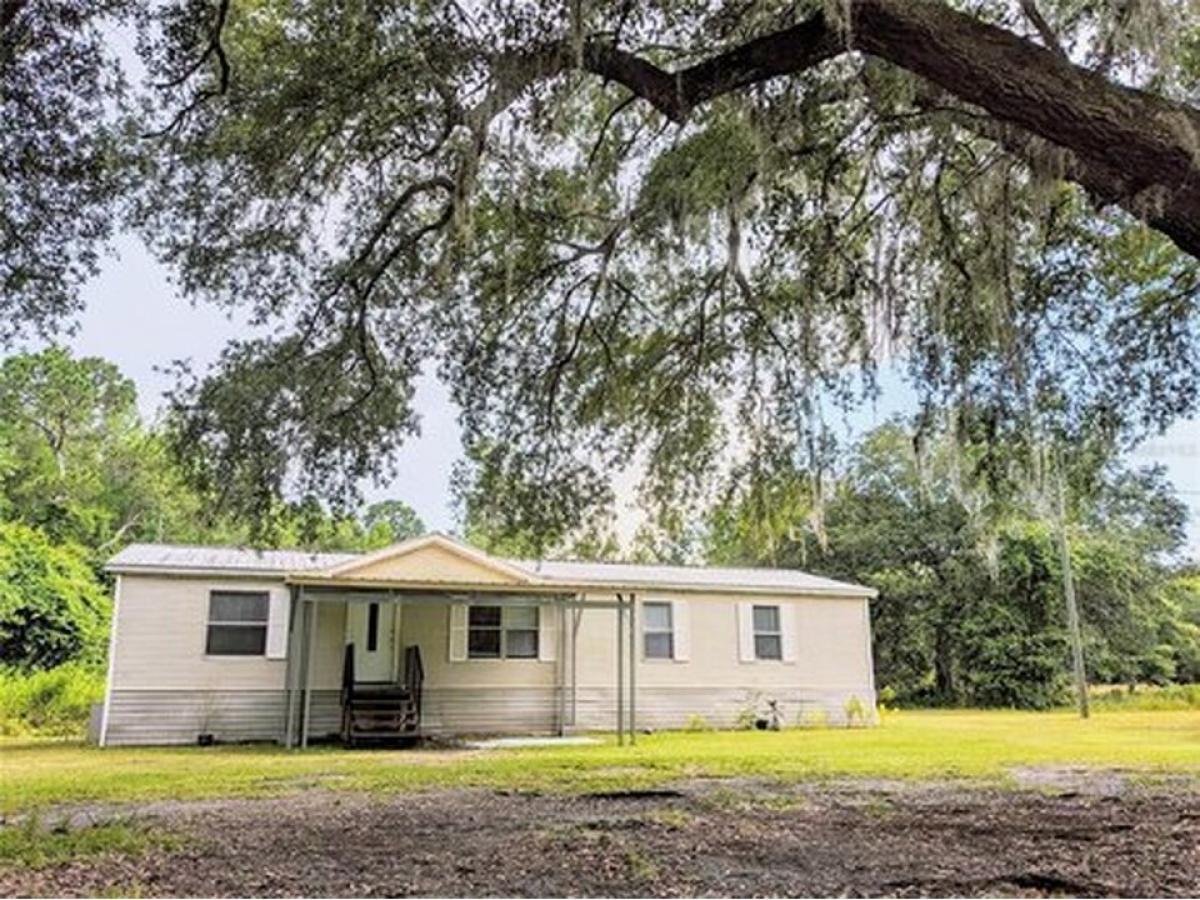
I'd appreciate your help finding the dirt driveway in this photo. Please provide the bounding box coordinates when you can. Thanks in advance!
[4,773,1198,897]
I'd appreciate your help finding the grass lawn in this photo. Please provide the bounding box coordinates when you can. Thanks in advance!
[2,708,1197,815]
[0,817,180,868]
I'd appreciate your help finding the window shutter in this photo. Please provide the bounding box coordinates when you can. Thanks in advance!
[671,599,690,661]
[780,602,798,663]
[448,604,468,662]
[737,602,755,662]
[265,588,290,659]
[538,604,558,662]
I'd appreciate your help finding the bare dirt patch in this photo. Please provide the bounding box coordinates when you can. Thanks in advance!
[2,773,1197,897]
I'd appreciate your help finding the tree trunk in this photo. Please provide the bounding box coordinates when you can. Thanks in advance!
[934,624,956,701]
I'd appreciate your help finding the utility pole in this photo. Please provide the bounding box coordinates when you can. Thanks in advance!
[1054,461,1089,719]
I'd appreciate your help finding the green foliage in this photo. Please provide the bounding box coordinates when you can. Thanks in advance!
[456,440,615,559]
[705,419,1199,709]
[91,0,1197,538]
[0,348,203,551]
[0,523,109,671]
[162,335,420,527]
[0,1,132,346]
[844,695,870,727]
[0,346,429,555]
[636,115,763,239]
[0,664,106,737]
[259,497,424,552]
[733,693,764,730]
[362,500,426,545]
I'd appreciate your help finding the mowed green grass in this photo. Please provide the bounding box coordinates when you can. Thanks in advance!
[2,709,1197,814]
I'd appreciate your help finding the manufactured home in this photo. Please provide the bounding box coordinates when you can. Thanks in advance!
[100,534,877,746]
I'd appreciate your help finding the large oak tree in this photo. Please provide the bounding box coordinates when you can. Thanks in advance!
[9,0,1200,540]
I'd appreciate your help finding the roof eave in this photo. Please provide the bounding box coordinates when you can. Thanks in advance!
[105,564,292,580]
[285,571,875,598]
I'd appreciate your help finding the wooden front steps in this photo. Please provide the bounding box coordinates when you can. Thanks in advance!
[341,643,425,747]
[342,684,420,746]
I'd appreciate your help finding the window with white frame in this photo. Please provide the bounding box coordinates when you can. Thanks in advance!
[752,604,783,660]
[468,605,539,659]
[206,591,269,655]
[643,602,673,659]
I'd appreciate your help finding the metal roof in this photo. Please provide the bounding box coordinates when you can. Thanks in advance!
[108,541,874,597]
[108,543,356,575]
[512,558,873,596]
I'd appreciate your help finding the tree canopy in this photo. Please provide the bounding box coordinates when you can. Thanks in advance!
[0,0,132,344]
[0,348,429,556]
[2,0,1198,540]
[130,0,1200,533]
[0,347,200,550]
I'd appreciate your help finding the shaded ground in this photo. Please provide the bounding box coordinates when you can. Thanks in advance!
[3,771,1198,898]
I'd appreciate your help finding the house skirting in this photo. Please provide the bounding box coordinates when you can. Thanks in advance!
[103,690,291,746]
[101,684,876,745]
[573,685,876,730]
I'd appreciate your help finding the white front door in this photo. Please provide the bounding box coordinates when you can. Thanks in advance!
[346,600,397,682]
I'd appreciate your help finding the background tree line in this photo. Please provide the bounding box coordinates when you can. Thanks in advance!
[0,347,425,731]
[1,344,1197,733]
[702,425,1200,708]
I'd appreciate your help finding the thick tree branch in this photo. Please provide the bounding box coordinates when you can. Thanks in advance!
[558,0,1200,258]
[581,15,841,122]
[921,90,1200,258]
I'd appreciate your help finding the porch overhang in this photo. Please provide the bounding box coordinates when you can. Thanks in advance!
[286,572,637,603]
[283,581,642,751]
[284,573,873,599]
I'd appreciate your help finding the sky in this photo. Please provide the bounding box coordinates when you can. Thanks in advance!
[60,232,1200,556]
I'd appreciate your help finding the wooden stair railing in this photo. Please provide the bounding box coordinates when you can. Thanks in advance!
[340,642,424,747]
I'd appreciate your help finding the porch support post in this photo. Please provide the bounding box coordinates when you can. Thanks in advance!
[628,592,636,746]
[616,594,624,746]
[556,596,567,736]
[571,601,582,728]
[302,596,318,749]
[283,586,303,748]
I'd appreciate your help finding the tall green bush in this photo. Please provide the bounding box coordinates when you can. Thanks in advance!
[0,521,109,671]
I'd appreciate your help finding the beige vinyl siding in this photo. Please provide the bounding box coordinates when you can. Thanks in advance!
[570,592,875,728]
[420,687,558,734]
[105,574,875,743]
[105,575,294,744]
[401,600,557,689]
[572,592,873,689]
[571,686,865,731]
[110,575,290,691]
